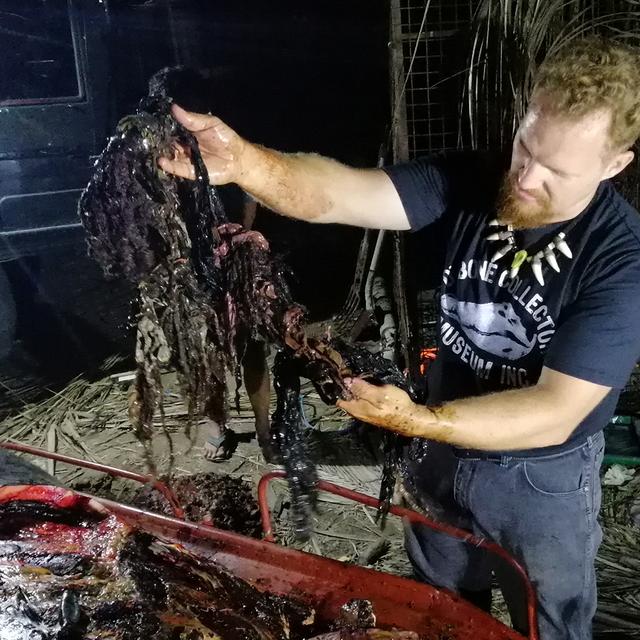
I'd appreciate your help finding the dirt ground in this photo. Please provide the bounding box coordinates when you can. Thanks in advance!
[2,360,640,636]
[0,364,413,576]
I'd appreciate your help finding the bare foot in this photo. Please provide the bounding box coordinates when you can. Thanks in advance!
[202,419,234,462]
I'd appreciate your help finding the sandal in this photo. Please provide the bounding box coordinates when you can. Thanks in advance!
[203,428,236,462]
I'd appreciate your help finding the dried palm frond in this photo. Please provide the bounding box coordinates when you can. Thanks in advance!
[462,0,640,151]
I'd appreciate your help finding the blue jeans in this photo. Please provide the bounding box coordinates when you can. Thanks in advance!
[404,432,605,640]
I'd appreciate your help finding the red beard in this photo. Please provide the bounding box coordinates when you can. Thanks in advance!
[497,173,554,229]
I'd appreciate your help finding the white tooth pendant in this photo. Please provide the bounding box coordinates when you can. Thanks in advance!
[491,243,512,262]
[487,230,513,241]
[531,253,545,286]
[554,232,572,259]
[509,249,528,278]
[491,234,515,262]
[544,243,560,272]
[488,218,501,226]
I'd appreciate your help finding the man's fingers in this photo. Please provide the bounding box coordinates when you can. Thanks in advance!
[337,398,365,417]
[158,140,194,179]
[171,103,218,132]
[158,157,195,180]
[337,397,374,413]
[337,398,356,412]
[349,378,385,401]
[171,140,190,159]
[337,398,392,431]
[348,378,371,394]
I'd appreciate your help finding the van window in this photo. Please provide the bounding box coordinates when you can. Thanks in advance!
[0,0,81,104]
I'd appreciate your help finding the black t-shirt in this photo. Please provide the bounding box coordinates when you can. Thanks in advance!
[384,152,640,455]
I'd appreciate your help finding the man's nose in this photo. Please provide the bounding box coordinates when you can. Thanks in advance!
[517,161,544,191]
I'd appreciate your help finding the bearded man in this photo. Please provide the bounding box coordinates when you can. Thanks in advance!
[159,37,640,640]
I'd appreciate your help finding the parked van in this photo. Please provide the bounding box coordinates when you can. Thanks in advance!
[0,0,389,359]
[0,0,181,357]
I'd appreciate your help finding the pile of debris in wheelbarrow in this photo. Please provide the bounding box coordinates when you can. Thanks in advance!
[0,444,534,639]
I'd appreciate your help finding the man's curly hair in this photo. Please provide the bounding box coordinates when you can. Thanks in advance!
[533,36,640,151]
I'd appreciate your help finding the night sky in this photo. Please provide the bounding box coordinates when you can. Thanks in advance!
[211,1,390,316]
[0,1,390,381]
[168,1,390,158]
[114,0,391,317]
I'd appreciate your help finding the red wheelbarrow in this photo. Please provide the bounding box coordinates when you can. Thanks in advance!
[0,442,537,640]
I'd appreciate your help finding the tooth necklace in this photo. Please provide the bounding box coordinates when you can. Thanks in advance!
[487,218,577,286]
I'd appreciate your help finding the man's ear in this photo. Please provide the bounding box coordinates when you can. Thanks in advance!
[603,149,635,180]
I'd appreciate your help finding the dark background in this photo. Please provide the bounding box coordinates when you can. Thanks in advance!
[1,0,390,392]
[105,0,390,316]
[162,0,391,316]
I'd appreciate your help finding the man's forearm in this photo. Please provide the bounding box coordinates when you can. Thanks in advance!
[159,107,408,229]
[339,367,611,451]
[410,385,576,450]
[236,143,409,229]
[238,144,339,222]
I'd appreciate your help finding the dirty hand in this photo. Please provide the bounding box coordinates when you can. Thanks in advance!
[158,104,247,185]
[336,378,417,436]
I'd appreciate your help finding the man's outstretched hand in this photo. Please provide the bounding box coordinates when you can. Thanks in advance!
[158,104,247,185]
[337,378,422,437]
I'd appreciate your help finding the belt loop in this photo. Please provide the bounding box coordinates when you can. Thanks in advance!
[500,455,511,467]
[586,435,593,449]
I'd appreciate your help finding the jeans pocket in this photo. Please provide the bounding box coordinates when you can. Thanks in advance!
[522,448,589,497]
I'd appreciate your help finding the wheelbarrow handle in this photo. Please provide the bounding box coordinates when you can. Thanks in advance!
[0,441,185,519]
[257,470,538,640]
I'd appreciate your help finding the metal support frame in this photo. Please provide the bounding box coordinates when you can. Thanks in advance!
[258,470,539,640]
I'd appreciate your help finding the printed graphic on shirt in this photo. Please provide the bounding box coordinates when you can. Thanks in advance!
[441,295,535,360]
[441,258,559,387]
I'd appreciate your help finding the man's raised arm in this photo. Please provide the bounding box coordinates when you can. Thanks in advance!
[158,105,410,231]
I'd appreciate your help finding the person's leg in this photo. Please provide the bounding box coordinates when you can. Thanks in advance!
[202,388,235,462]
[202,418,227,461]
[467,433,605,640]
[404,441,493,606]
[405,521,494,607]
[241,198,258,231]
[242,339,273,457]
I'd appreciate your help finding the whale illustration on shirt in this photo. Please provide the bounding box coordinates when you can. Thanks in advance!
[440,294,535,360]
